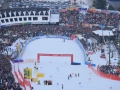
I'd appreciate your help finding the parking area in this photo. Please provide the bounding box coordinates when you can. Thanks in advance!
[7,0,77,14]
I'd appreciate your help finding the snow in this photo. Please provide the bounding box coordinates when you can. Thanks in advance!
[14,37,120,90]
[21,38,84,64]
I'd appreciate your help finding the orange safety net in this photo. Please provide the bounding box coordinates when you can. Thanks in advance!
[18,61,32,90]
[97,66,120,81]
[88,64,99,75]
[14,63,26,90]
[88,64,120,81]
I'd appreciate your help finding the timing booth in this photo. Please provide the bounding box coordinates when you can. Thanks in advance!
[0,8,59,26]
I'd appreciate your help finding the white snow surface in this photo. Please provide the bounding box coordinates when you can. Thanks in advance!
[14,38,120,90]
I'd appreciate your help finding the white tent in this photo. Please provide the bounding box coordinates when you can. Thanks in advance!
[50,14,59,24]
[75,34,85,40]
[112,28,117,32]
[93,30,114,36]
[87,39,92,44]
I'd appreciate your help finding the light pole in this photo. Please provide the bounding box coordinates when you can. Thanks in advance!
[99,24,105,49]
[108,31,111,65]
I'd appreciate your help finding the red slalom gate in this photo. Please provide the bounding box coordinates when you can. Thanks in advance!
[37,53,73,63]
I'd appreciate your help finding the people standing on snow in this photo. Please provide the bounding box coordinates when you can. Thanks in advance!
[70,74,72,78]
[78,73,79,77]
[45,80,48,85]
[38,80,40,85]
[44,80,46,85]
[62,84,64,89]
[63,38,65,42]
[68,75,69,80]
[56,82,59,87]
[75,73,77,77]
[32,87,34,90]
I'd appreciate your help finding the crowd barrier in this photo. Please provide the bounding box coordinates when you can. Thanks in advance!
[74,38,96,67]
[17,35,96,66]
[13,59,23,63]
[97,65,120,81]
[18,35,74,59]
[88,64,120,81]
[85,62,96,67]
[75,38,87,62]
[13,62,26,90]
[13,62,32,90]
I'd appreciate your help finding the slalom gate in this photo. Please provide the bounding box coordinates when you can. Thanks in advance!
[37,53,81,65]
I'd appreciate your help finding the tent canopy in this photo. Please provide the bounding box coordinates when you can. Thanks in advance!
[93,30,114,36]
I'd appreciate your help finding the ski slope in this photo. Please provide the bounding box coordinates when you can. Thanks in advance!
[21,38,84,64]
[14,38,120,90]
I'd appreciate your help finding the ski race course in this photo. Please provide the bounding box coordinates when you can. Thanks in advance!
[12,36,120,90]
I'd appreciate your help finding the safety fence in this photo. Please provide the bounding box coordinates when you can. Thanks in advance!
[88,64,120,81]
[75,38,96,67]
[17,35,95,66]
[18,35,71,59]
[75,38,87,62]
[13,61,32,90]
[97,65,120,81]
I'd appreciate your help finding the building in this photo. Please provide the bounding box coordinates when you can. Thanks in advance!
[0,8,60,26]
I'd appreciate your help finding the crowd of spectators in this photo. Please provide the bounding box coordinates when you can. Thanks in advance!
[0,0,120,89]
[99,65,120,76]
[83,11,120,28]
[0,54,22,90]
[0,21,22,89]
[60,10,79,25]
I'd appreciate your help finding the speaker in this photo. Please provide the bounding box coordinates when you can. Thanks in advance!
[101,49,104,53]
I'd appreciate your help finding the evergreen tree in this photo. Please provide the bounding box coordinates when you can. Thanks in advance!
[92,0,107,9]
[118,7,120,11]
[108,4,115,10]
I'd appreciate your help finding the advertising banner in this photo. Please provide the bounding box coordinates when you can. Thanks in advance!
[37,73,44,78]
[32,78,38,83]
[17,43,20,52]
[24,68,32,79]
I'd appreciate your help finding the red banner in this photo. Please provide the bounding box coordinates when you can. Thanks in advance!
[18,61,32,90]
[13,63,26,90]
